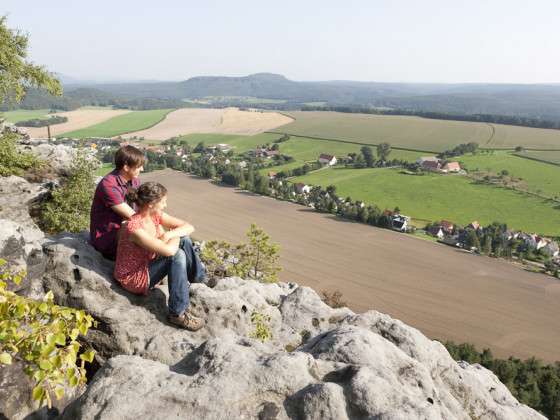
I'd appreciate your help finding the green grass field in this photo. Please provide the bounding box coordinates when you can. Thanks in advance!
[273,111,560,152]
[1,109,52,123]
[95,163,114,177]
[176,132,284,152]
[292,167,560,235]
[457,151,560,198]
[62,109,173,138]
[514,150,560,165]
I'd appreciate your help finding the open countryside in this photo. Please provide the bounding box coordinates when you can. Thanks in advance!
[1,108,52,123]
[143,169,560,363]
[274,111,560,151]
[62,108,173,138]
[292,167,560,235]
[21,107,131,138]
[122,108,293,140]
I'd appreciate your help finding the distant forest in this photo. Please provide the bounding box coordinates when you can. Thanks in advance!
[3,73,560,129]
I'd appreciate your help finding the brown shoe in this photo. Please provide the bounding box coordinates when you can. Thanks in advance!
[168,312,204,331]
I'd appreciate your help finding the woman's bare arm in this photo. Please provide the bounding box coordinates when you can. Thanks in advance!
[160,212,195,240]
[131,227,180,257]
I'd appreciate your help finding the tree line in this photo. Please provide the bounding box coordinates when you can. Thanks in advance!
[301,105,560,131]
[445,341,560,419]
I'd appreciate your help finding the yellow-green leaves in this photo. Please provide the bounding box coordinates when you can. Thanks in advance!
[0,352,12,365]
[249,310,272,342]
[0,260,95,408]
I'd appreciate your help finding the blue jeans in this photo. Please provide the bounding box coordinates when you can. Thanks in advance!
[148,236,206,316]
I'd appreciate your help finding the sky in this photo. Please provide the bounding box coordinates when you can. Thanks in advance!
[2,0,559,84]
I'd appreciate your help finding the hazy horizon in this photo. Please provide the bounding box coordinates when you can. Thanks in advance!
[3,0,560,84]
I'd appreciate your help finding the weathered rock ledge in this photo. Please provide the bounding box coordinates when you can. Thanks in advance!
[0,174,546,420]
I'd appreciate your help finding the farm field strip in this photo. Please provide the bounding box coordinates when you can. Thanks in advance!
[143,169,560,362]
[273,111,560,152]
[123,108,293,141]
[62,109,173,138]
[514,150,560,165]
[292,167,560,235]
[1,109,51,123]
[22,108,132,138]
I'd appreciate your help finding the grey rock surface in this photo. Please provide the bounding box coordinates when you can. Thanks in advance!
[41,233,544,420]
[18,142,76,175]
[0,176,46,294]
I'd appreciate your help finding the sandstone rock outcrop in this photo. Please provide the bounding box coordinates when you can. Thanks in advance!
[0,176,46,295]
[41,233,544,419]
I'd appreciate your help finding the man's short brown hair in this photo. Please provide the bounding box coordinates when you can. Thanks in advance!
[114,145,145,170]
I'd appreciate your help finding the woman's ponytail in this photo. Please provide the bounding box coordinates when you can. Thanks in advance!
[126,187,139,204]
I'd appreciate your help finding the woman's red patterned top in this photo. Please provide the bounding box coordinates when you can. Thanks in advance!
[114,213,163,295]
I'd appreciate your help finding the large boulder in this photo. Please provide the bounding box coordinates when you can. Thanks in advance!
[42,233,544,419]
[41,233,352,365]
[18,141,76,176]
[62,330,543,420]
[0,176,46,295]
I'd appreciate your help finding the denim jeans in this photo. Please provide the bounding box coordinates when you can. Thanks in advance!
[148,236,206,316]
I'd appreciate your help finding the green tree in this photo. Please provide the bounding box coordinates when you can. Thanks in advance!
[377,142,392,162]
[242,224,281,282]
[0,16,62,104]
[360,146,375,167]
[40,151,97,233]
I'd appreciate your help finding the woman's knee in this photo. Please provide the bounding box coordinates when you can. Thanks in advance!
[171,248,187,265]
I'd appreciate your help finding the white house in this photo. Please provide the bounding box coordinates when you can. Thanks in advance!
[318,154,337,166]
[238,160,248,168]
[294,183,311,194]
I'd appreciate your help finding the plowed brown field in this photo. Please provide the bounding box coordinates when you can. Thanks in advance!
[122,108,293,140]
[143,169,560,362]
[24,108,130,138]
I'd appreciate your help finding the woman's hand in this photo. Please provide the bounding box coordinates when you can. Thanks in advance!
[160,231,174,243]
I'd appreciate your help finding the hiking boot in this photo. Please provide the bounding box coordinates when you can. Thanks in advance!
[168,312,204,331]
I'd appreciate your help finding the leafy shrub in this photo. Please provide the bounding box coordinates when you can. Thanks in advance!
[321,290,348,308]
[249,310,272,342]
[40,150,97,233]
[0,132,43,176]
[200,224,281,283]
[0,259,95,408]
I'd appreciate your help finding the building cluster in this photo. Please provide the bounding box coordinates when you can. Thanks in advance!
[416,157,462,173]
[427,219,560,260]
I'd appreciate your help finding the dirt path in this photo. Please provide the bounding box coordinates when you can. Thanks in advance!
[144,169,560,362]
[122,108,293,140]
[23,108,130,138]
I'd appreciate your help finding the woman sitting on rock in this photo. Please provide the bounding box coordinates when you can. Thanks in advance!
[114,181,205,331]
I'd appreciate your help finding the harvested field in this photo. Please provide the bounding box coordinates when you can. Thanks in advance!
[123,108,293,140]
[23,108,130,138]
[274,111,560,152]
[143,169,560,362]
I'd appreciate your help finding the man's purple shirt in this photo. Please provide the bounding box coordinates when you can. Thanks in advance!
[89,169,139,259]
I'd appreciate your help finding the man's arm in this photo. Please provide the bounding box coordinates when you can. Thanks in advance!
[111,203,135,220]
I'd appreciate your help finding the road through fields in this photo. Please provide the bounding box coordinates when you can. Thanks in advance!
[143,169,560,362]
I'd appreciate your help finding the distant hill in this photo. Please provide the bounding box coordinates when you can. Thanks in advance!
[4,73,560,121]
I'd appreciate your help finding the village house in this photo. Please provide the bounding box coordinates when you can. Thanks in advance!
[267,171,277,179]
[442,161,461,173]
[216,143,231,152]
[417,156,441,171]
[391,214,410,232]
[468,221,481,230]
[255,147,279,159]
[238,160,248,168]
[318,153,337,166]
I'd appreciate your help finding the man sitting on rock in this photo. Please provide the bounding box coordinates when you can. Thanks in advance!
[89,145,144,260]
